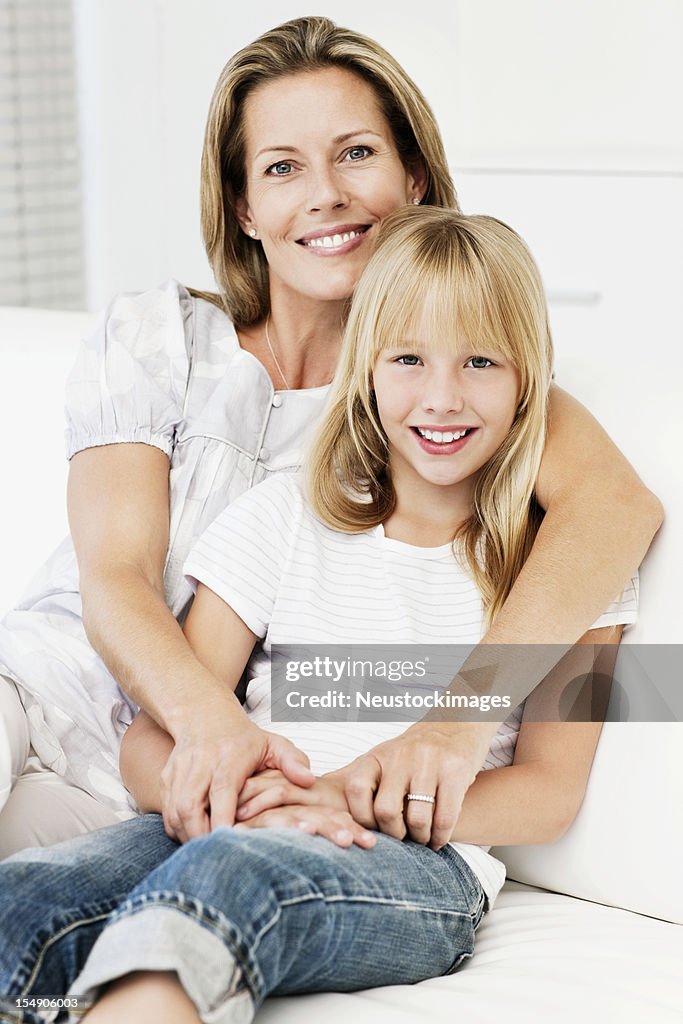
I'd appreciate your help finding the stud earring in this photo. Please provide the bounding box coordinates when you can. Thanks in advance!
[412,197,421,205]
[248,227,257,238]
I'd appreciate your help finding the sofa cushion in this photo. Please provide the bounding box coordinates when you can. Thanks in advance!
[492,723,683,923]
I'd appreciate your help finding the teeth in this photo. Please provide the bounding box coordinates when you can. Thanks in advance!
[304,229,362,248]
[417,428,468,443]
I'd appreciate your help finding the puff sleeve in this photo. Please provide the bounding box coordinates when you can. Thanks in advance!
[64,279,193,460]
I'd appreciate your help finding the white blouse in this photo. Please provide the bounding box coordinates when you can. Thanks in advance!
[0,280,331,815]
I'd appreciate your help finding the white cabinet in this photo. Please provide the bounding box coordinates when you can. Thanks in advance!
[448,0,683,172]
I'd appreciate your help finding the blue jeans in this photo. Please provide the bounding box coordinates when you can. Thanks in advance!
[0,816,486,1024]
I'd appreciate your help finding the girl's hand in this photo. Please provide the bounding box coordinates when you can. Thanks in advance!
[234,804,376,849]
[339,723,493,850]
[235,769,348,821]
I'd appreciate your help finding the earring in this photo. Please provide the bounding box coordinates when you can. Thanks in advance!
[248,228,257,238]
[412,197,421,205]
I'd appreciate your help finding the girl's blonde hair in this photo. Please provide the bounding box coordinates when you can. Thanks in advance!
[191,15,458,326]
[308,206,554,627]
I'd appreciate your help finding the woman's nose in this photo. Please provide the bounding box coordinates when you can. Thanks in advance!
[306,166,349,212]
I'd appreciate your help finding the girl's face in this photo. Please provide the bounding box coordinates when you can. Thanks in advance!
[372,336,520,506]
[237,67,424,310]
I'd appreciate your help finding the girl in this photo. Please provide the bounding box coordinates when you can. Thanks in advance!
[0,206,636,1024]
[0,16,659,858]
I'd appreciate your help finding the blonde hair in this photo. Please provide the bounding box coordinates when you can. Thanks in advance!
[309,206,554,626]
[191,15,458,326]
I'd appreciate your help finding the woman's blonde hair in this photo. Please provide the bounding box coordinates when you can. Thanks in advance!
[308,206,554,626]
[192,15,458,326]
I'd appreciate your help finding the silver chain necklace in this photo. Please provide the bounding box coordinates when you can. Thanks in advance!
[264,316,291,391]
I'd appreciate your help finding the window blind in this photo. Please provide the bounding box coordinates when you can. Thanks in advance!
[0,0,84,309]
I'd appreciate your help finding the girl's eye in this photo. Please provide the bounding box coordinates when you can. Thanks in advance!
[467,356,494,369]
[345,145,373,161]
[396,354,421,366]
[266,161,294,177]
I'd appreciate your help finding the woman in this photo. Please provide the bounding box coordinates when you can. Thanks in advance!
[0,206,637,1024]
[0,16,660,856]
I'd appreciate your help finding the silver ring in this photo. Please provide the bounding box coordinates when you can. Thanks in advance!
[406,793,436,804]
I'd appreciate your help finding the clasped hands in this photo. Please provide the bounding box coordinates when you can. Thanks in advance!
[232,723,484,851]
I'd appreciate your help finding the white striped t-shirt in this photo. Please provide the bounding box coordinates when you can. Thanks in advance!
[185,473,638,906]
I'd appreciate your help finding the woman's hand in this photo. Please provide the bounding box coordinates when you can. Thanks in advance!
[234,804,376,849]
[338,723,494,851]
[161,713,315,843]
[234,724,492,852]
[120,704,315,845]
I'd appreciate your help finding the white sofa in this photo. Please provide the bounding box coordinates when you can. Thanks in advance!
[0,305,681,1023]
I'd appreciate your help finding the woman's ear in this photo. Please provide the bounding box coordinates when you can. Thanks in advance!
[235,194,257,238]
[407,159,429,204]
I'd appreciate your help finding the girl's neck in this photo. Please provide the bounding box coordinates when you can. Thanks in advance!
[238,290,345,391]
[382,471,476,548]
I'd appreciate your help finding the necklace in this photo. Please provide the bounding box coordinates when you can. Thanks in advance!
[264,316,291,391]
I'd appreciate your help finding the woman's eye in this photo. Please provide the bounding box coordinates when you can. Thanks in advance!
[396,354,421,366]
[467,356,494,369]
[345,146,373,161]
[266,161,294,176]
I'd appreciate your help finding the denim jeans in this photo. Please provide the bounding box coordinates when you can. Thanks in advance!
[0,815,486,1024]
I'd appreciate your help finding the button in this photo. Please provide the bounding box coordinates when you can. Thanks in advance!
[272,394,283,408]
[259,447,269,460]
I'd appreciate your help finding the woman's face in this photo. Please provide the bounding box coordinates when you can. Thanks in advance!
[237,67,424,309]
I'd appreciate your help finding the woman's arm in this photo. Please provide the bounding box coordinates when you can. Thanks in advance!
[342,387,660,844]
[449,625,622,846]
[235,626,623,849]
[70,444,311,841]
[484,385,661,645]
[119,578,312,842]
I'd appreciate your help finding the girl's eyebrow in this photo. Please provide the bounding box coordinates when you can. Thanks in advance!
[254,130,383,160]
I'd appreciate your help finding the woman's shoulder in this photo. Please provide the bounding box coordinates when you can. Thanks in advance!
[100,279,235,344]
[75,279,242,385]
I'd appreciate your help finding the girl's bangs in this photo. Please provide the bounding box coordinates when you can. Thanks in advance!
[371,258,517,364]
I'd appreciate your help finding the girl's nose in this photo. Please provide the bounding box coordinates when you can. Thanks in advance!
[421,374,466,415]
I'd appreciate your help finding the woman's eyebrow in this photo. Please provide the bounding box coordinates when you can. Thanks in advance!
[254,130,383,160]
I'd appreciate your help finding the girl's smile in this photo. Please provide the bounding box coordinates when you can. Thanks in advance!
[373,343,520,531]
[411,425,478,454]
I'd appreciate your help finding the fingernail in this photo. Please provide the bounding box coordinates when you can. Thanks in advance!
[335,829,352,842]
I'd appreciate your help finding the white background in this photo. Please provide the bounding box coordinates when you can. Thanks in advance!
[1,0,682,620]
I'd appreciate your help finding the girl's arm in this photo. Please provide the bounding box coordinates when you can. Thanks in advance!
[70,445,311,842]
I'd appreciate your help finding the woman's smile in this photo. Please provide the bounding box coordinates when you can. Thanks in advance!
[296,223,371,256]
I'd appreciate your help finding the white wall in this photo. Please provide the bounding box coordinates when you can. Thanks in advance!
[71,0,683,310]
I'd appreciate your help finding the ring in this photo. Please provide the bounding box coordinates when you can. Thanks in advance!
[406,793,436,804]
